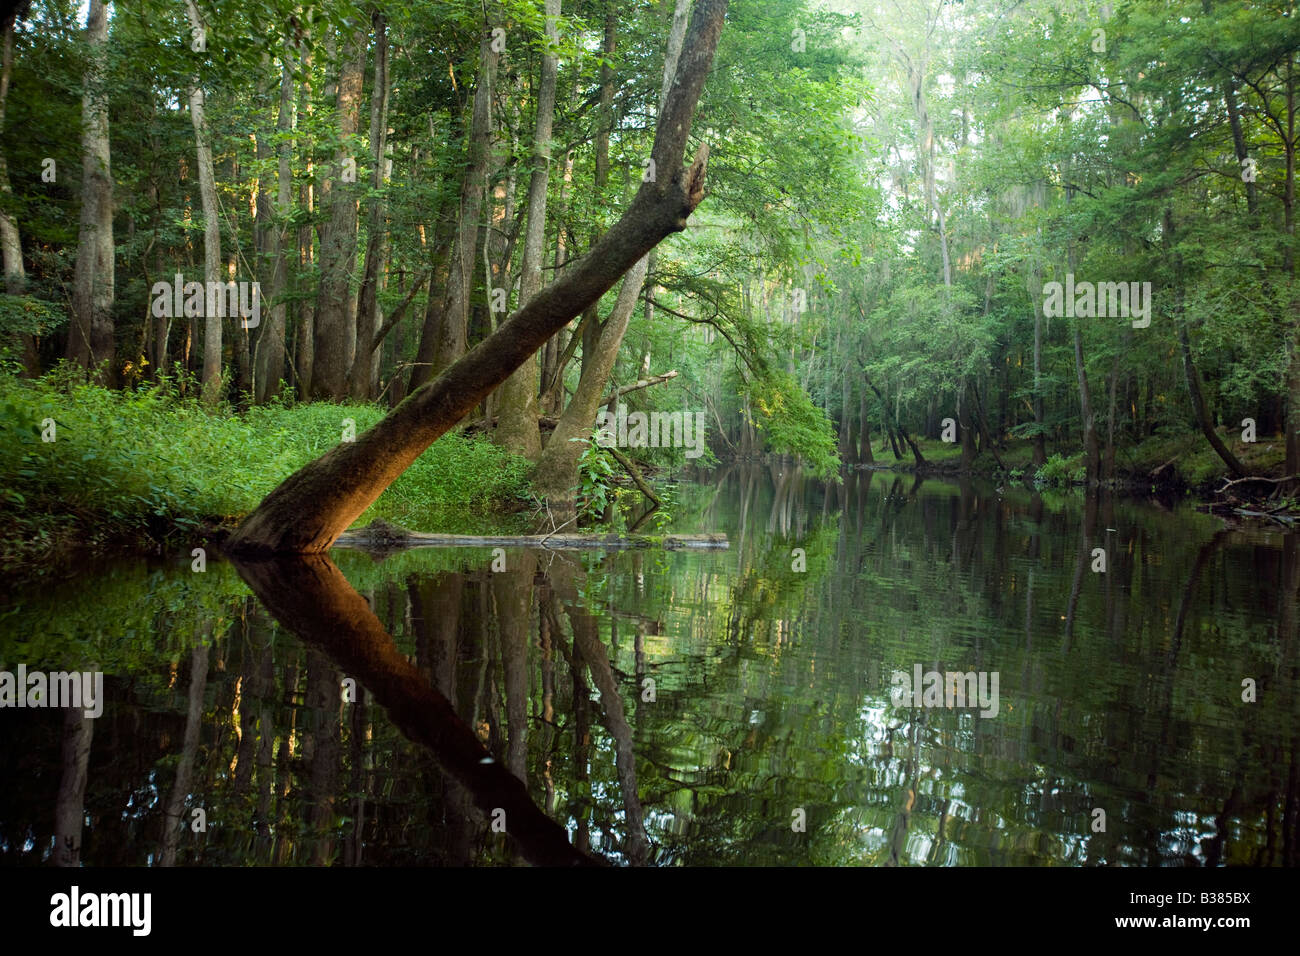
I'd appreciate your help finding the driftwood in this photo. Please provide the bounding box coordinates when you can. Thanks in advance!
[335,520,726,552]
[607,446,664,506]
[1216,473,1299,493]
[1150,456,1179,479]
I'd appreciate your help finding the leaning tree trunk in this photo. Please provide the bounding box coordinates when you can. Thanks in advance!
[530,0,693,503]
[494,0,561,460]
[1165,206,1247,477]
[66,0,115,385]
[532,257,650,501]
[227,0,727,555]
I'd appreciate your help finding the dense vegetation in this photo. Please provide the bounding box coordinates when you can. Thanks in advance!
[0,369,530,570]
[1,0,1297,562]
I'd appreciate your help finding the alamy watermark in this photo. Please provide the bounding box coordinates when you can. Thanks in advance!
[890,665,999,718]
[595,404,706,459]
[149,273,261,328]
[50,886,150,936]
[1042,273,1151,328]
[0,666,104,718]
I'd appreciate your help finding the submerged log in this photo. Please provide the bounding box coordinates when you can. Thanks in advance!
[334,520,727,552]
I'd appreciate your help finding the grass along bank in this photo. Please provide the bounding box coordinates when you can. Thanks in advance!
[857,430,1288,493]
[0,371,532,575]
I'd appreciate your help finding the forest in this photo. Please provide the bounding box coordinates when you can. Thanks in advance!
[0,0,1299,875]
[0,0,1296,563]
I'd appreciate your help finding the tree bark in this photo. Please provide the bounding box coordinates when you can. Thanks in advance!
[350,9,390,399]
[312,23,367,400]
[294,32,315,399]
[184,0,224,405]
[255,42,297,403]
[1072,323,1100,487]
[577,5,620,380]
[1029,261,1047,466]
[530,0,692,503]
[0,14,36,376]
[1166,207,1248,477]
[495,0,561,460]
[66,0,115,385]
[1181,325,1247,477]
[858,388,874,463]
[411,29,498,388]
[227,0,727,554]
[540,146,575,415]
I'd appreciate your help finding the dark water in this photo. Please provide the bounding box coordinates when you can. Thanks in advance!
[2,467,1298,866]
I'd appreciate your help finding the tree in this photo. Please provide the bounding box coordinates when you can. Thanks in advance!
[66,0,115,385]
[312,20,367,400]
[493,0,561,460]
[227,0,727,554]
[183,0,223,404]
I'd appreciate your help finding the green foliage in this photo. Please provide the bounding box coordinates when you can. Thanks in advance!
[0,371,530,570]
[572,432,617,524]
[1034,453,1084,488]
[737,368,841,480]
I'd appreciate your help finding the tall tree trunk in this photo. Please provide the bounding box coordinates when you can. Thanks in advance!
[411,29,498,388]
[533,257,650,501]
[228,158,253,401]
[1072,323,1100,487]
[577,4,619,379]
[312,23,367,400]
[255,43,296,403]
[1165,207,1248,477]
[350,9,390,399]
[1029,260,1047,467]
[185,0,223,405]
[539,145,575,415]
[227,0,727,555]
[0,13,36,376]
[495,0,561,459]
[295,30,315,399]
[66,0,115,385]
[1284,57,1299,476]
[858,388,874,463]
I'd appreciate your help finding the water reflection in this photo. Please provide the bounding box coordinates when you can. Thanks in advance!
[1,465,1298,865]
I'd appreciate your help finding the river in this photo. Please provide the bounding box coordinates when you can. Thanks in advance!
[2,466,1296,865]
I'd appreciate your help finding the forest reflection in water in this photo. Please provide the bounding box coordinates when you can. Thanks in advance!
[1,465,1298,866]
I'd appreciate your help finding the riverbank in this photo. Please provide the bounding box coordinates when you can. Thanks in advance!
[850,431,1290,497]
[3,372,1293,578]
[0,373,531,577]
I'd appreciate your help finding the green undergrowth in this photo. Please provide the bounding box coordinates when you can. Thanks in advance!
[0,370,532,574]
[857,429,1285,491]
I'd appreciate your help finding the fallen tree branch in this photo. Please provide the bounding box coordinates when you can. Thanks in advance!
[607,446,664,507]
[369,272,432,354]
[600,370,679,410]
[1216,473,1300,493]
